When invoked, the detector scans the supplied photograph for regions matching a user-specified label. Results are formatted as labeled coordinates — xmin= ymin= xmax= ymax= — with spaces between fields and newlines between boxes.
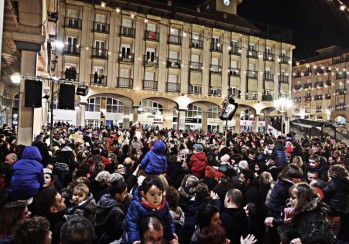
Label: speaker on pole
xmin=25 ymin=79 xmax=42 ymax=107
xmin=58 ymin=84 xmax=75 ymax=110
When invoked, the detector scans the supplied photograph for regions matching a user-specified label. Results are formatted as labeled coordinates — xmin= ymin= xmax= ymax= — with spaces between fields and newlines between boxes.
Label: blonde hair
xmin=73 ymin=183 xmax=89 ymax=195
xmin=292 ymin=156 xmax=304 ymax=168
xmin=259 ymin=171 xmax=273 ymax=185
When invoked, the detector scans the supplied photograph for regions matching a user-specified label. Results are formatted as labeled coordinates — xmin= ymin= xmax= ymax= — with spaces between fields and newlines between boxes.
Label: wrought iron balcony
xmin=264 ymin=53 xmax=274 ymax=61
xmin=208 ymin=88 xmax=222 ymax=97
xmin=303 ymin=96 xmax=312 ymax=102
xmin=304 ymin=70 xmax=312 ymax=76
xmin=294 ymin=97 xmax=302 ymax=103
xmin=188 ymin=85 xmax=202 ymax=95
xmin=93 ymin=22 xmax=109 ymax=33
xmin=166 ymin=82 xmax=180 ymax=92
xmin=325 ymin=94 xmax=331 ymax=99
xmin=229 ymin=46 xmax=241 ymax=55
xmin=120 ymin=26 xmax=135 ymax=37
xmin=294 ymin=84 xmax=301 ymax=90
xmin=262 ymin=94 xmax=273 ymax=101
xmin=63 ymin=45 xmax=80 ymax=56
xmin=116 ymin=77 xmax=133 ymax=88
xmin=279 ymin=75 xmax=289 ymax=83
xmin=143 ymin=80 xmax=158 ymax=90
xmin=279 ymin=56 xmax=289 ymax=64
xmin=210 ymin=65 xmax=222 ymax=74
xmin=64 ymin=17 xmax=82 ymax=29
xmin=335 ymin=104 xmax=346 ymax=111
xmin=167 ymin=58 xmax=181 ymax=69
xmin=325 ymin=80 xmax=332 ymax=86
xmin=143 ymin=55 xmax=158 ymax=67
xmin=246 ymin=70 xmax=257 ymax=79
xmin=118 ymin=52 xmax=134 ymax=63
xmin=210 ymin=42 xmax=222 ymax=52
xmin=245 ymin=92 xmax=257 ymax=100
xmin=189 ymin=62 xmax=202 ymax=71
xmin=61 ymin=71 xmax=79 ymax=81
xmin=90 ymin=74 xmax=107 ymax=86
xmin=229 ymin=68 xmax=240 ymax=77
xmin=264 ymin=72 xmax=274 ymax=81
xmin=190 ymin=39 xmax=203 ymax=49
xmin=314 ymin=81 xmax=324 ymax=88
xmin=336 ymin=73 xmax=347 ymax=80
xmin=336 ymin=88 xmax=346 ymax=95
xmin=247 ymin=50 xmax=258 ymax=58
xmin=294 ymin=72 xmax=302 ymax=78
xmin=92 ymin=48 xmax=108 ymax=59
xmin=145 ymin=31 xmax=160 ymax=41
xmin=314 ymin=95 xmax=323 ymax=100
xmin=168 ymin=35 xmax=182 ymax=45
xmin=303 ymin=83 xmax=312 ymax=89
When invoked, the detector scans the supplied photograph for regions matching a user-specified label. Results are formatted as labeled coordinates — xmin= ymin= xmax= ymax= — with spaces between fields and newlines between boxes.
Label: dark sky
xmin=175 ymin=0 xmax=349 ymax=60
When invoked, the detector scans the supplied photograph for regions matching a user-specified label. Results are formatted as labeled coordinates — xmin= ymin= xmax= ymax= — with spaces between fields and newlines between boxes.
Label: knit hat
xmin=185 ymin=175 xmax=199 ymax=188
xmin=43 ymin=168 xmax=52 ymax=175
xmin=220 ymin=154 xmax=230 ymax=163
xmin=193 ymin=144 xmax=204 ymax=152
xmin=95 ymin=171 xmax=111 ymax=182
xmin=110 ymin=173 xmax=125 ymax=182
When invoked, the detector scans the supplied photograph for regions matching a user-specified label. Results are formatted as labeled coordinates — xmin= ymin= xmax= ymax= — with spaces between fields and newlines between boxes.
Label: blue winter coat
xmin=124 ymin=187 xmax=175 ymax=243
xmin=268 ymin=179 xmax=294 ymax=218
xmin=8 ymin=146 xmax=44 ymax=200
xmin=140 ymin=141 xmax=167 ymax=175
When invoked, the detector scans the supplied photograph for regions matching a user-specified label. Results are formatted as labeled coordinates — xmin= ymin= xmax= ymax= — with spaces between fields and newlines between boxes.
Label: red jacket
xmin=189 ymin=152 xmax=207 ymax=178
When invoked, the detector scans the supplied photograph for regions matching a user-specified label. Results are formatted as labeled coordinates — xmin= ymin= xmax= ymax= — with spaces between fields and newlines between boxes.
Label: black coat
xmin=268 ymin=179 xmax=294 ymax=218
xmin=323 ymin=177 xmax=349 ymax=216
xmin=220 ymin=207 xmax=248 ymax=244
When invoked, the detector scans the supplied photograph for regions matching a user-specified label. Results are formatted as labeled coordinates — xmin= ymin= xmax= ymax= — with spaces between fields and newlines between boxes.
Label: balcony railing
xmin=264 ymin=72 xmax=274 ymax=81
xmin=314 ymin=95 xmax=323 ymax=100
xmin=279 ymin=56 xmax=289 ymax=64
xmin=229 ymin=68 xmax=240 ymax=76
xmin=188 ymin=85 xmax=202 ymax=94
xmin=294 ymin=72 xmax=302 ymax=78
xmin=245 ymin=92 xmax=257 ymax=100
xmin=120 ymin=26 xmax=135 ymax=37
xmin=144 ymin=55 xmax=158 ymax=67
xmin=90 ymin=75 xmax=107 ymax=86
xmin=166 ymin=82 xmax=180 ymax=92
xmin=325 ymin=94 xmax=331 ymax=99
xmin=315 ymin=69 xmax=324 ymax=75
xmin=335 ymin=104 xmax=346 ymax=111
xmin=294 ymin=97 xmax=301 ymax=103
xmin=118 ymin=52 xmax=134 ymax=63
xmin=116 ymin=77 xmax=133 ymax=88
xmin=208 ymin=88 xmax=222 ymax=96
xmin=167 ymin=58 xmax=181 ymax=69
xmin=229 ymin=46 xmax=241 ymax=55
xmin=262 ymin=94 xmax=273 ymax=101
xmin=168 ymin=35 xmax=182 ymax=45
xmin=294 ymin=84 xmax=301 ymax=90
xmin=61 ymin=71 xmax=79 ymax=81
xmin=64 ymin=17 xmax=82 ymax=29
xmin=63 ymin=45 xmax=80 ymax=56
xmin=303 ymin=83 xmax=312 ymax=89
xmin=93 ymin=22 xmax=109 ymax=33
xmin=210 ymin=65 xmax=222 ymax=74
xmin=316 ymin=108 xmax=322 ymax=113
xmin=189 ymin=62 xmax=202 ymax=71
xmin=325 ymin=80 xmax=332 ymax=86
xmin=210 ymin=43 xmax=222 ymax=52
xmin=145 ymin=31 xmax=160 ymax=41
xmin=92 ymin=48 xmax=108 ymax=59
xmin=304 ymin=70 xmax=312 ymax=76
xmin=264 ymin=53 xmax=274 ymax=61
xmin=336 ymin=73 xmax=347 ymax=80
xmin=247 ymin=50 xmax=258 ymax=58
xmin=303 ymin=96 xmax=311 ymax=102
xmin=314 ymin=81 xmax=324 ymax=87
xmin=143 ymin=80 xmax=158 ymax=90
xmin=246 ymin=70 xmax=257 ymax=79
xmin=336 ymin=88 xmax=346 ymax=95
xmin=278 ymin=75 xmax=289 ymax=83
xmin=190 ymin=39 xmax=204 ymax=49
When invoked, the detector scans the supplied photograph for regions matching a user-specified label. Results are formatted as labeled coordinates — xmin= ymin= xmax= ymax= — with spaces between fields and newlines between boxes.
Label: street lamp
xmin=273 ymin=96 xmax=293 ymax=134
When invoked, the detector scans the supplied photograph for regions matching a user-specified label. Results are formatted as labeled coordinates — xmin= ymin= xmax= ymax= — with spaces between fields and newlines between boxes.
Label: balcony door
xmin=146 ymin=48 xmax=156 ymax=62
xmin=67 ymin=36 xmax=78 ymax=53
xmin=121 ymin=44 xmax=131 ymax=58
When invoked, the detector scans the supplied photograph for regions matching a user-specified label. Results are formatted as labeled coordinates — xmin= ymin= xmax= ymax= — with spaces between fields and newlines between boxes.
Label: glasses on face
xmin=143 ymin=236 xmax=163 ymax=244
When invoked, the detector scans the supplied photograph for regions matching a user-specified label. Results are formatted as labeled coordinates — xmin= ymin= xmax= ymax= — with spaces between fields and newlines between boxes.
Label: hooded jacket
xmin=189 ymin=152 xmax=207 ymax=178
xmin=124 ymin=187 xmax=175 ymax=244
xmin=140 ymin=141 xmax=167 ymax=175
xmin=94 ymin=194 xmax=125 ymax=244
xmin=8 ymin=146 xmax=44 ymax=200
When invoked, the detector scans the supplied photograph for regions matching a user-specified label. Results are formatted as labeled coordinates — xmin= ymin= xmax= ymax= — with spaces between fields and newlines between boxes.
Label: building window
xmin=140 ymin=100 xmax=163 ymax=114
xmin=208 ymin=106 xmax=219 ymax=118
xmin=86 ymin=97 xmax=124 ymax=112
xmin=13 ymin=94 xmax=19 ymax=108
xmin=187 ymin=104 xmax=202 ymax=118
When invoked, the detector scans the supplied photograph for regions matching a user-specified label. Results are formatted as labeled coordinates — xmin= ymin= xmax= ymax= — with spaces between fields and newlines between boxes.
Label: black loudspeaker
xmin=58 ymin=84 xmax=75 ymax=110
xmin=25 ymin=79 xmax=42 ymax=107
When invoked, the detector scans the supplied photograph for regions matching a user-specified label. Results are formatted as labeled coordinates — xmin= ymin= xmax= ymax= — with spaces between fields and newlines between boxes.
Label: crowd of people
xmin=0 ymin=121 xmax=349 ymax=244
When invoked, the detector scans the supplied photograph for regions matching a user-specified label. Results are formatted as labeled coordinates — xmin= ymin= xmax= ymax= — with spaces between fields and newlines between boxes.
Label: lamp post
xmin=273 ymin=97 xmax=293 ymax=135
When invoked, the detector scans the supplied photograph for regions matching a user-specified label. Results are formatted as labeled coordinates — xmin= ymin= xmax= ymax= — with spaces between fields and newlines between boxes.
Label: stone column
xmin=133 ymin=106 xmax=139 ymax=124
xmin=202 ymin=112 xmax=208 ymax=132
xmin=18 ymin=51 xmax=38 ymax=145
xmin=163 ymin=109 xmax=173 ymax=129
xmin=285 ymin=116 xmax=290 ymax=135
xmin=79 ymin=104 xmax=86 ymax=127
xmin=234 ymin=114 xmax=240 ymax=133
xmin=122 ymin=106 xmax=130 ymax=128
xmin=254 ymin=115 xmax=259 ymax=133
xmin=177 ymin=109 xmax=186 ymax=131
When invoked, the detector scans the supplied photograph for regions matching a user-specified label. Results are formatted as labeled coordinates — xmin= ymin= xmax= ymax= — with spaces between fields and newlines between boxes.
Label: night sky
xmin=175 ymin=0 xmax=349 ymax=60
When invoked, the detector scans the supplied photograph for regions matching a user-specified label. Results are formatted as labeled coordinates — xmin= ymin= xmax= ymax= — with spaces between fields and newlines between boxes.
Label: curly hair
xmin=12 ymin=216 xmax=50 ymax=244
xmin=328 ymin=165 xmax=349 ymax=179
